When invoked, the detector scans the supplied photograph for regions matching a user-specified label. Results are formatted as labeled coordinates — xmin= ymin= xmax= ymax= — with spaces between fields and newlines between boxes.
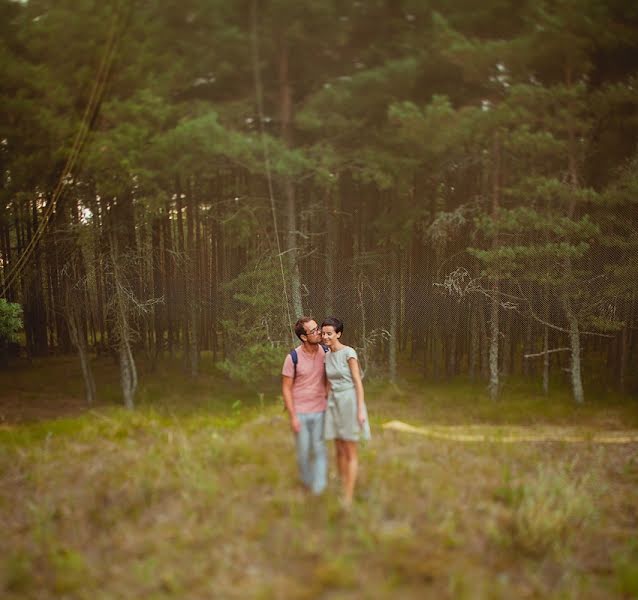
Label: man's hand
xmin=290 ymin=415 xmax=301 ymax=433
xmin=282 ymin=375 xmax=298 ymax=432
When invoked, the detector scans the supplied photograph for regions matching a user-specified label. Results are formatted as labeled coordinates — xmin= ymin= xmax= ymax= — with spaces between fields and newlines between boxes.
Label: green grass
xmin=491 ymin=461 xmax=597 ymax=556
xmin=1 ymin=357 xmax=637 ymax=598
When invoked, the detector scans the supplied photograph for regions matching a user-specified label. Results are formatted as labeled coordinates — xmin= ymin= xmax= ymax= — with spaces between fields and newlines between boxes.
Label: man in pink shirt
xmin=282 ymin=316 xmax=328 ymax=494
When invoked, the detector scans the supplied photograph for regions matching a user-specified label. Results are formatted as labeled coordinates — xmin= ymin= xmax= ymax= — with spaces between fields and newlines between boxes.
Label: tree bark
xmin=488 ymin=133 xmax=501 ymax=400
xmin=389 ymin=247 xmax=399 ymax=382
xmin=563 ymin=296 xmax=584 ymax=403
xmin=186 ymin=178 xmax=199 ymax=377
xmin=325 ymin=187 xmax=337 ymax=316
xmin=542 ymin=324 xmax=550 ymax=395
xmin=176 ymin=186 xmax=189 ymax=366
xmin=163 ymin=202 xmax=175 ymax=357
xmin=469 ymin=298 xmax=479 ymax=382
xmin=618 ymin=293 xmax=633 ymax=393
xmin=151 ymin=214 xmax=163 ymax=365
xmin=278 ymin=34 xmax=303 ymax=317
xmin=558 ymin=63 xmax=587 ymax=403
xmin=108 ymin=208 xmax=138 ymax=410
xmin=67 ymin=300 xmax=96 ymax=405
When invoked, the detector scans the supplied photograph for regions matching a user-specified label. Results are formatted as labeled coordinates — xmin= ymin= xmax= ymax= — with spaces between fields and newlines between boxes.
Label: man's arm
xmin=282 ymin=375 xmax=300 ymax=433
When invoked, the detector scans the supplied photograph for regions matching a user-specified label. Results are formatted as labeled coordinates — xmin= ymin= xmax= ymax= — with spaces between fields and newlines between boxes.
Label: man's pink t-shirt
xmin=282 ymin=345 xmax=327 ymax=414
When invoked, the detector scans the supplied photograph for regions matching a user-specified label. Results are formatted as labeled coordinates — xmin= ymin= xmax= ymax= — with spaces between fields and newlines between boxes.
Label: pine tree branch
xmin=524 ymin=347 xmax=570 ymax=359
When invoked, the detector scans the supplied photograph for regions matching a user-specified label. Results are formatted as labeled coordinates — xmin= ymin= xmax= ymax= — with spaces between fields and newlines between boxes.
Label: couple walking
xmin=281 ymin=316 xmax=371 ymax=508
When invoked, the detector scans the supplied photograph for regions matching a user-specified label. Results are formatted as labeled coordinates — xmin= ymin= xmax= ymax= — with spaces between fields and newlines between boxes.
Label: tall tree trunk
xmin=563 ymin=64 xmax=585 ymax=403
xmin=66 ymin=295 xmax=96 ymax=405
xmin=53 ymin=208 xmax=72 ymax=353
xmin=488 ymin=133 xmax=501 ymax=400
xmin=522 ymin=318 xmax=532 ymax=378
xmin=186 ymin=179 xmax=199 ymax=377
xmin=28 ymin=197 xmax=49 ymax=356
xmin=564 ymin=297 xmax=584 ymax=403
xmin=176 ymin=186 xmax=189 ymax=367
xmin=469 ymin=298 xmax=479 ymax=382
xmin=480 ymin=298 xmax=489 ymax=381
xmin=618 ymin=293 xmax=633 ymax=393
xmin=107 ymin=194 xmax=140 ymax=410
xmin=93 ymin=199 xmax=107 ymax=353
xmin=0 ymin=221 xmax=10 ymax=300
xmin=151 ymin=215 xmax=163 ymax=366
xmin=109 ymin=231 xmax=137 ymax=410
xmin=210 ymin=200 xmax=219 ymax=361
xmin=446 ymin=304 xmax=460 ymax=379
xmin=408 ymin=221 xmax=421 ymax=361
xmin=163 ymin=203 xmax=175 ymax=357
xmin=278 ymin=35 xmax=303 ymax=317
xmin=63 ymin=207 xmax=96 ymax=402
xmin=502 ymin=305 xmax=512 ymax=377
xmin=388 ymin=247 xmax=399 ymax=382
xmin=325 ymin=187 xmax=337 ymax=316
xmin=488 ymin=287 xmax=499 ymax=400
xmin=542 ymin=292 xmax=551 ymax=395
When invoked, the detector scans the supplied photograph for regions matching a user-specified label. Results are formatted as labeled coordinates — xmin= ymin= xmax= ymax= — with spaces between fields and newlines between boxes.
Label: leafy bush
xmin=0 ymin=299 xmax=22 ymax=367
xmin=217 ymin=256 xmax=294 ymax=386
xmin=0 ymin=298 xmax=22 ymax=343
xmin=614 ymin=541 xmax=638 ymax=597
xmin=217 ymin=343 xmax=284 ymax=388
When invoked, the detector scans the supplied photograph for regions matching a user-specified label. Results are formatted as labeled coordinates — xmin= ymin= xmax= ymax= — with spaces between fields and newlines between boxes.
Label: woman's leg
xmin=342 ymin=441 xmax=358 ymax=507
xmin=335 ymin=440 xmax=348 ymax=488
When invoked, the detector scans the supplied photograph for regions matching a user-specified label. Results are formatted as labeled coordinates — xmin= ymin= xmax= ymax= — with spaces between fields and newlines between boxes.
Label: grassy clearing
xmin=1 ymin=358 xmax=637 ymax=598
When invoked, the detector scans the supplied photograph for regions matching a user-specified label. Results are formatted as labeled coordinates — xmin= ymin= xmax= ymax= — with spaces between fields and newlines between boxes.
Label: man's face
xmin=302 ymin=320 xmax=321 ymax=344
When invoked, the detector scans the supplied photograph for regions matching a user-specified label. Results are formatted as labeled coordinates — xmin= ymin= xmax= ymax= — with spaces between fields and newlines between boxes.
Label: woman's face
xmin=321 ymin=325 xmax=340 ymax=347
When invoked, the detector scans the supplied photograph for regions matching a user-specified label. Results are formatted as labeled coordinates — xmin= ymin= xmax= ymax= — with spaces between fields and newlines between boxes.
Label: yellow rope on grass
xmin=382 ymin=420 xmax=638 ymax=444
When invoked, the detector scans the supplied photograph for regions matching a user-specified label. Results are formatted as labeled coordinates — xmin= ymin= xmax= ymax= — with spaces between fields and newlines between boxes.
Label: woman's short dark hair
xmin=321 ymin=316 xmax=343 ymax=334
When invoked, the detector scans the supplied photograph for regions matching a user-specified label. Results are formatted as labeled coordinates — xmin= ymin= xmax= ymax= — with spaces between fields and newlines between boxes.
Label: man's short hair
xmin=294 ymin=316 xmax=315 ymax=341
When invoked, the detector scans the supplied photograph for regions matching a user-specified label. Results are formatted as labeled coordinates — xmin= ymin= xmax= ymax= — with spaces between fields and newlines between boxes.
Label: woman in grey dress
xmin=321 ymin=316 xmax=371 ymax=508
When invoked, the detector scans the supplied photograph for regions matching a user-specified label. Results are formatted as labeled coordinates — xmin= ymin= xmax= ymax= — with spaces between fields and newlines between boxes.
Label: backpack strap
xmin=290 ymin=345 xmax=328 ymax=380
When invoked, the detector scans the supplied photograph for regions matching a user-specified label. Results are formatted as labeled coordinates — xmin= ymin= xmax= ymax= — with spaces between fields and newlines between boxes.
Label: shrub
xmin=0 ymin=299 xmax=22 ymax=367
xmin=217 ymin=343 xmax=284 ymax=387
xmin=614 ymin=541 xmax=638 ymax=597
xmin=217 ymin=256 xmax=294 ymax=387
xmin=0 ymin=298 xmax=22 ymax=343
xmin=495 ymin=462 xmax=596 ymax=555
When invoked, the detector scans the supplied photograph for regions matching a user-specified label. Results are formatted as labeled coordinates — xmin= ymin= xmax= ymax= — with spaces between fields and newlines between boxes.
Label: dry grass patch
xmin=490 ymin=459 xmax=598 ymax=556
xmin=1 ymin=376 xmax=638 ymax=599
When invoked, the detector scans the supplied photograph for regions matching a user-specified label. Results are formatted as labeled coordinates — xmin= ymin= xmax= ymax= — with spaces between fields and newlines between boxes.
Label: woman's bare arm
xmin=348 ymin=356 xmax=366 ymax=426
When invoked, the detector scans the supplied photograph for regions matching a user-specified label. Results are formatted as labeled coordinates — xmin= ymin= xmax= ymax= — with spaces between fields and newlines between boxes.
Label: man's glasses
xmin=304 ymin=326 xmax=320 ymax=335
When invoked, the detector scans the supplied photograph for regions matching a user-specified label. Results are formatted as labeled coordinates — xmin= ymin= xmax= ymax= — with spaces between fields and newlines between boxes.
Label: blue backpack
xmin=290 ymin=344 xmax=329 ymax=379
